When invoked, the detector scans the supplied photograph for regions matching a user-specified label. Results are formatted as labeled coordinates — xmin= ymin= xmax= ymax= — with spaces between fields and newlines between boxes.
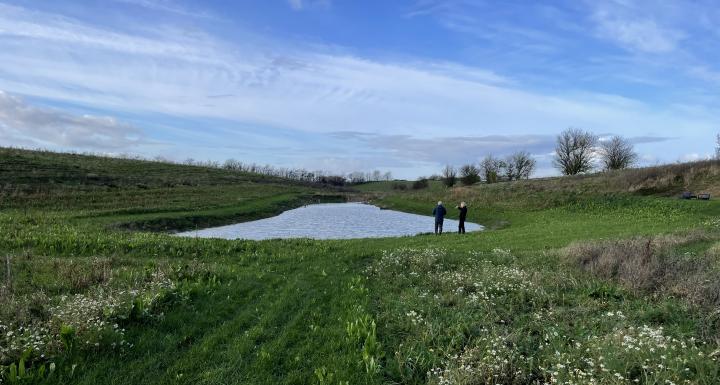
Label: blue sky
xmin=1 ymin=0 xmax=719 ymax=178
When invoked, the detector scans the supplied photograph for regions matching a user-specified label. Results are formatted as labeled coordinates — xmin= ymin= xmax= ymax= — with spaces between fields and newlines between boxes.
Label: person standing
xmin=432 ymin=201 xmax=447 ymax=235
xmin=456 ymin=202 xmax=467 ymax=234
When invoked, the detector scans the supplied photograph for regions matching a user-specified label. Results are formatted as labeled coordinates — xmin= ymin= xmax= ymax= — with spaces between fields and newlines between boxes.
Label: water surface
xmin=175 ymin=203 xmax=482 ymax=240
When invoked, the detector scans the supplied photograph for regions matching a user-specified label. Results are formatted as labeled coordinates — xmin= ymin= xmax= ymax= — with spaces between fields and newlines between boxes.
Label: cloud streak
xmin=287 ymin=0 xmax=331 ymax=11
xmin=590 ymin=2 xmax=685 ymax=53
xmin=330 ymin=132 xmax=555 ymax=164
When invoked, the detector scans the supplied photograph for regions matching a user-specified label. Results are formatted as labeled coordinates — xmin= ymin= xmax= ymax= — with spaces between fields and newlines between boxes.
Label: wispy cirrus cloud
xmin=589 ymin=2 xmax=685 ymax=54
xmin=287 ymin=0 xmax=331 ymax=11
xmin=405 ymin=0 xmax=572 ymax=52
xmin=112 ymin=0 xmax=214 ymax=18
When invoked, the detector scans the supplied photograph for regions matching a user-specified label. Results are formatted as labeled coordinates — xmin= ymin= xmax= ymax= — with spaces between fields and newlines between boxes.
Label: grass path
xmin=50 ymin=244 xmax=374 ymax=385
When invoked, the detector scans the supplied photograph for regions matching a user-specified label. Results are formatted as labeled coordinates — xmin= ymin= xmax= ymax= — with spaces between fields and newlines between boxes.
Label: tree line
xmin=184 ymin=158 xmax=391 ymax=186
xmin=439 ymin=151 xmax=537 ymax=187
xmin=552 ymin=128 xmax=637 ymax=175
xmin=436 ymin=128 xmax=646 ymax=187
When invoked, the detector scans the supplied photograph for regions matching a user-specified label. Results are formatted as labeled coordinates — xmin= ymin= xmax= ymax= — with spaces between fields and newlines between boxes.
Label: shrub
xmin=459 ymin=164 xmax=480 ymax=186
xmin=412 ymin=179 xmax=429 ymax=190
xmin=392 ymin=182 xmax=407 ymax=190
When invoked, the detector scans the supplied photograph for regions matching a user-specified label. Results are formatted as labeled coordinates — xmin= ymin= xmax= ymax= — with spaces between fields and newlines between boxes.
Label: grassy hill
xmin=0 ymin=148 xmax=343 ymax=230
xmin=2 ymin=148 xmax=720 ymax=384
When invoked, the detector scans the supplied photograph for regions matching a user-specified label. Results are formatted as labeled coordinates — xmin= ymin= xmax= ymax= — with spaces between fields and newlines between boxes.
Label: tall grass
xmin=562 ymin=232 xmax=720 ymax=310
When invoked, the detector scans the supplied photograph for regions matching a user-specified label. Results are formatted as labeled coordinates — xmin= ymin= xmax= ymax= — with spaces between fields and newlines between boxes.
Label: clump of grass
xmin=55 ymin=257 xmax=113 ymax=293
xmin=562 ymin=232 xmax=720 ymax=309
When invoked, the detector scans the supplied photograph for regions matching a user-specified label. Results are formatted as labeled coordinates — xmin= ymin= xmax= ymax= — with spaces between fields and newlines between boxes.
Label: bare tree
xmin=480 ymin=155 xmax=502 ymax=183
xmin=442 ymin=165 xmax=457 ymax=187
xmin=506 ymin=151 xmax=536 ymax=180
xmin=599 ymin=136 xmax=637 ymax=170
xmin=459 ymin=164 xmax=481 ymax=185
xmin=716 ymin=133 xmax=720 ymax=160
xmin=383 ymin=171 xmax=393 ymax=181
xmin=223 ymin=158 xmax=242 ymax=170
xmin=348 ymin=171 xmax=366 ymax=184
xmin=554 ymin=128 xmax=597 ymax=175
xmin=372 ymin=170 xmax=382 ymax=181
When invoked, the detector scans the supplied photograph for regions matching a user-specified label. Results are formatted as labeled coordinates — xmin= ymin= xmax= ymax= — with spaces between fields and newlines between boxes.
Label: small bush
xmin=412 ymin=179 xmax=429 ymax=190
xmin=392 ymin=182 xmax=407 ymax=191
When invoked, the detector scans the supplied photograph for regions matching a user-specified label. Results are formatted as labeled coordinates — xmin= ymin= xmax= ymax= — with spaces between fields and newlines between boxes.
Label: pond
xmin=175 ymin=203 xmax=483 ymax=240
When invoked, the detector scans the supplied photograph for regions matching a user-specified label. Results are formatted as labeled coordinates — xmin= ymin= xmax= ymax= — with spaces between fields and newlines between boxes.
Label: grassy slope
xmin=2 ymin=149 xmax=720 ymax=384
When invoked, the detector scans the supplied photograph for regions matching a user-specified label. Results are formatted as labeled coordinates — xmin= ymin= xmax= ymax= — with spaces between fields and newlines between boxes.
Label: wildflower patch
xmin=367 ymin=247 xmax=720 ymax=385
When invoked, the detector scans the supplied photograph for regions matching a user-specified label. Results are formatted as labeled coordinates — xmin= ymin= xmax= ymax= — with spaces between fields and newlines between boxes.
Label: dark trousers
xmin=435 ymin=220 xmax=443 ymax=234
xmin=458 ymin=220 xmax=465 ymax=234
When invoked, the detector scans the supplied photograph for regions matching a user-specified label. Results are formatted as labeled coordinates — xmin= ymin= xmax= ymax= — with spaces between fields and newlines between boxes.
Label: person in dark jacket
xmin=456 ymin=202 xmax=467 ymax=234
xmin=432 ymin=201 xmax=447 ymax=235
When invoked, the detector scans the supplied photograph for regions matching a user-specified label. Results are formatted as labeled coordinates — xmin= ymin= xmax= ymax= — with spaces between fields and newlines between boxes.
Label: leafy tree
xmin=599 ymin=136 xmax=637 ymax=170
xmin=554 ymin=128 xmax=597 ymax=175
xmin=459 ymin=164 xmax=481 ymax=185
xmin=442 ymin=165 xmax=457 ymax=187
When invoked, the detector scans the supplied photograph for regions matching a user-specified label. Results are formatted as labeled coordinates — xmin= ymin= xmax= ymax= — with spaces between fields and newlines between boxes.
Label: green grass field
xmin=2 ymin=148 xmax=720 ymax=384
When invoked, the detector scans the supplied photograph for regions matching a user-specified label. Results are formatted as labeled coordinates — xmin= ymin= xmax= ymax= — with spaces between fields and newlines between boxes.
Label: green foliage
xmin=411 ymin=179 xmax=428 ymax=190
xmin=459 ymin=164 xmax=481 ymax=186
xmin=59 ymin=325 xmax=76 ymax=354
xmin=3 ymin=357 xmax=56 ymax=384
xmin=3 ymin=148 xmax=720 ymax=384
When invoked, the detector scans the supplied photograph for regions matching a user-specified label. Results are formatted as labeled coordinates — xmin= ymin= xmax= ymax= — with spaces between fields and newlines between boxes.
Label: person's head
xmin=460 ymin=202 xmax=466 ymax=208
xmin=437 ymin=201 xmax=443 ymax=206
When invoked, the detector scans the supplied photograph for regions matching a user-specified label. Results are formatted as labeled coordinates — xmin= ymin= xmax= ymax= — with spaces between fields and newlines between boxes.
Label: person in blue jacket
xmin=432 ymin=201 xmax=447 ymax=235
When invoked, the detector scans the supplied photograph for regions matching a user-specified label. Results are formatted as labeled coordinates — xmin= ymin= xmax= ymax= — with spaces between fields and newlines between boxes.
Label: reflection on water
xmin=175 ymin=203 xmax=483 ymax=240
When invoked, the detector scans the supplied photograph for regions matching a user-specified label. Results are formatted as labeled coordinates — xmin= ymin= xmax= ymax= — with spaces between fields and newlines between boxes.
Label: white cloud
xmin=288 ymin=0 xmax=303 ymax=10
xmin=688 ymin=66 xmax=720 ymax=84
xmin=330 ymin=132 xmax=554 ymax=164
xmin=287 ymin=0 xmax=330 ymax=11
xmin=0 ymin=2 xmax=718 ymax=177
xmin=679 ymin=152 xmax=712 ymax=162
xmin=590 ymin=2 xmax=685 ymax=53
xmin=0 ymin=91 xmax=144 ymax=150
xmin=112 ymin=0 xmax=214 ymax=18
